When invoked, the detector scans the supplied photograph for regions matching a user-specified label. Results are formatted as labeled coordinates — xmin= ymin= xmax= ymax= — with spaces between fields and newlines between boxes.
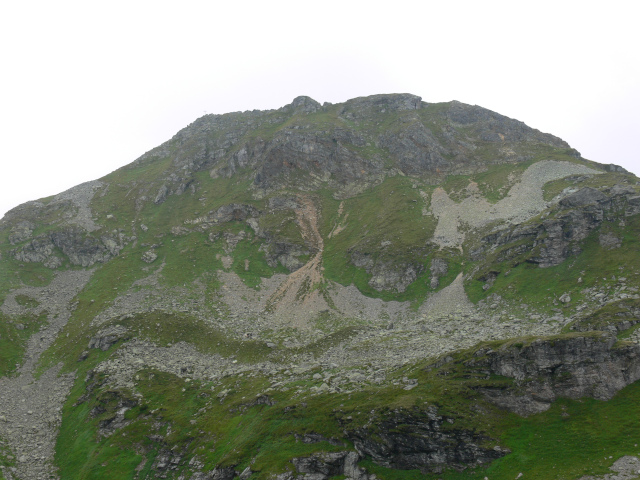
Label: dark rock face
xmin=530 ymin=207 xmax=603 ymax=267
xmin=265 ymin=241 xmax=307 ymax=272
xmin=474 ymin=184 xmax=639 ymax=269
xmin=379 ymin=122 xmax=450 ymax=175
xmin=559 ymin=187 xmax=609 ymax=208
xmin=252 ymin=130 xmax=377 ymax=190
xmin=467 ymin=334 xmax=640 ymax=416
xmin=345 ymin=408 xmax=504 ymax=473
xmin=12 ymin=227 xmax=125 ymax=268
xmin=445 ymin=101 xmax=568 ymax=147
xmin=88 ymin=326 xmax=128 ymax=351
xmin=292 ymin=451 xmax=365 ymax=479
xmin=338 ymin=93 xmax=424 ymax=119
xmin=128 ymin=93 xmax=575 ymax=200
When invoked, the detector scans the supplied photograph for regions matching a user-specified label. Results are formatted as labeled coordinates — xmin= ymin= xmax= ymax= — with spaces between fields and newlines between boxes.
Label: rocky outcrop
xmin=210 ymin=204 xmax=259 ymax=223
xmin=8 ymin=221 xmax=35 ymax=245
xmin=291 ymin=451 xmax=369 ymax=480
xmin=119 ymin=93 xmax=584 ymax=200
xmin=465 ymin=334 xmax=640 ymax=416
xmin=344 ymin=407 xmax=504 ymax=473
xmin=430 ymin=258 xmax=448 ymax=289
xmin=88 ymin=325 xmax=129 ymax=351
xmin=338 ymin=93 xmax=424 ymax=119
xmin=12 ymin=227 xmax=126 ymax=268
xmin=474 ymin=183 xmax=639 ymax=269
xmin=351 ymin=252 xmax=423 ymax=293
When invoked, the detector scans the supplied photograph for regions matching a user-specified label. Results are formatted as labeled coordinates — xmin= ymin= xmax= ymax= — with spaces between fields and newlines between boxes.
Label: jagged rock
xmin=154 ymin=185 xmax=169 ymax=204
xmin=559 ymin=187 xmax=609 ymax=208
xmin=88 ymin=325 xmax=129 ymax=351
xmin=294 ymin=433 xmax=343 ymax=446
xmin=9 ymin=220 xmax=35 ymax=244
xmin=286 ymin=95 xmax=322 ymax=114
xmin=211 ymin=466 xmax=236 ymax=480
xmin=351 ymin=252 xmax=422 ymax=292
xmin=292 ymin=451 xmax=370 ymax=480
xmin=210 ymin=204 xmax=259 ymax=223
xmin=600 ymin=232 xmax=622 ymax=249
xmin=141 ymin=251 xmax=158 ymax=263
xmin=430 ymin=258 xmax=448 ymax=289
xmin=468 ymin=334 xmax=640 ymax=415
xmin=268 ymin=196 xmax=301 ymax=210
xmin=345 ymin=407 xmax=503 ymax=472
xmin=13 ymin=235 xmax=56 ymax=263
xmin=265 ymin=241 xmax=307 ymax=272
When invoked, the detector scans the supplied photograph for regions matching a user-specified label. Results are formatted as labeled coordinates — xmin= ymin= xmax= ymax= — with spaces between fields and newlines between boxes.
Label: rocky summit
xmin=1 ymin=93 xmax=639 ymax=480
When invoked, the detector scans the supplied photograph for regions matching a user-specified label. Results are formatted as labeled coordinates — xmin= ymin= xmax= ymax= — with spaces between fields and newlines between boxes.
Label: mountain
xmin=1 ymin=93 xmax=639 ymax=480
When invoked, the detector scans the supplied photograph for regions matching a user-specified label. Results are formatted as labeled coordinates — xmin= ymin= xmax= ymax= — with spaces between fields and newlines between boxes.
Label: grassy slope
xmin=0 ymin=311 xmax=46 ymax=376
xmin=2 ymin=101 xmax=639 ymax=478
xmin=53 ymin=331 xmax=640 ymax=479
xmin=364 ymin=381 xmax=640 ymax=480
xmin=466 ymin=213 xmax=640 ymax=316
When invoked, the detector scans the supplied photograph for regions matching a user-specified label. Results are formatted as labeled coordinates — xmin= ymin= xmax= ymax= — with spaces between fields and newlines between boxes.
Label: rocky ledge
xmin=462 ymin=333 xmax=640 ymax=415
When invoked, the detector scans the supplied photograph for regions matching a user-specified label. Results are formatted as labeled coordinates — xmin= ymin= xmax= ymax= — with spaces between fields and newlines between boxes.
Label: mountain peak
xmin=1 ymin=93 xmax=639 ymax=479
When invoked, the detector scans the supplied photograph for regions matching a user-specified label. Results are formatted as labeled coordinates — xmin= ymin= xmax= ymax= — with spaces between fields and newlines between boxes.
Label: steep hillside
xmin=0 ymin=94 xmax=639 ymax=480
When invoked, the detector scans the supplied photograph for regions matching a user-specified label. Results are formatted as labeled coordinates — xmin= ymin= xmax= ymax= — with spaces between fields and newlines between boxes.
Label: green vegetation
xmin=0 ymin=434 xmax=15 ymax=476
xmin=320 ymin=177 xmax=440 ymax=302
xmin=14 ymin=293 xmax=39 ymax=308
xmin=0 ymin=256 xmax=54 ymax=305
xmin=53 ymin=328 xmax=640 ymax=480
xmin=412 ymin=381 xmax=640 ymax=480
xmin=0 ymin=311 xmax=46 ymax=376
xmin=467 ymin=211 xmax=640 ymax=316
xmin=564 ymin=298 xmax=640 ymax=334
xmin=543 ymin=171 xmax=637 ymax=201
xmin=2 ymin=95 xmax=640 ymax=479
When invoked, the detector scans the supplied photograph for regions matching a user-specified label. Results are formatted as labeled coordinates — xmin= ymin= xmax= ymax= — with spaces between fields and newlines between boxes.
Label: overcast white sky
xmin=1 ymin=1 xmax=638 ymax=219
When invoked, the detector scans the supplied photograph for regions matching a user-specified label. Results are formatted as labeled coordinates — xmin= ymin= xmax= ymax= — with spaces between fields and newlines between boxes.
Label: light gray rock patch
xmin=52 ymin=180 xmax=103 ymax=232
xmin=431 ymin=160 xmax=601 ymax=248
xmin=0 ymin=269 xmax=94 ymax=480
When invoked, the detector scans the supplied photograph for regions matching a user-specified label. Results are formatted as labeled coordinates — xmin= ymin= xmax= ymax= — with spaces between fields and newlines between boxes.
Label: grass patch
xmin=319 ymin=177 xmax=438 ymax=302
xmin=420 ymin=381 xmax=640 ymax=480
xmin=467 ymin=213 xmax=640 ymax=316
xmin=543 ymin=171 xmax=637 ymax=201
xmin=0 ymin=311 xmax=47 ymax=376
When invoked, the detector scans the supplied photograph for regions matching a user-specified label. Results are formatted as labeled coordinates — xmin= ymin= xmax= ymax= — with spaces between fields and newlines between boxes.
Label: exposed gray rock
xmin=12 ymin=227 xmax=125 ymax=268
xmin=600 ymin=232 xmax=622 ymax=249
xmin=8 ymin=220 xmax=35 ymax=245
xmin=141 ymin=251 xmax=158 ymax=263
xmin=285 ymin=96 xmax=322 ymax=114
xmin=154 ymin=184 xmax=169 ymax=205
xmin=559 ymin=187 xmax=609 ymax=208
xmin=345 ymin=407 xmax=504 ymax=472
xmin=292 ymin=451 xmax=370 ymax=480
xmin=467 ymin=334 xmax=640 ymax=415
xmin=88 ymin=325 xmax=129 ymax=351
xmin=430 ymin=258 xmax=448 ymax=289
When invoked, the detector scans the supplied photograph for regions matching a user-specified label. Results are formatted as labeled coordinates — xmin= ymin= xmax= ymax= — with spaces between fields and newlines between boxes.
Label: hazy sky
xmin=1 ymin=1 xmax=638 ymax=218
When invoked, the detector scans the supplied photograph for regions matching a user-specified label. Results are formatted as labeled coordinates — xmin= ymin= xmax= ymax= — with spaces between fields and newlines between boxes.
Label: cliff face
xmin=463 ymin=334 xmax=640 ymax=416
xmin=1 ymin=94 xmax=640 ymax=480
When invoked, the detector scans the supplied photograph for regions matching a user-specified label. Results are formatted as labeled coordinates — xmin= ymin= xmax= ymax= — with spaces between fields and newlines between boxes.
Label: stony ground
xmin=580 ymin=456 xmax=640 ymax=480
xmin=430 ymin=161 xmax=601 ymax=248
xmin=0 ymin=159 xmax=637 ymax=479
xmin=0 ymin=270 xmax=93 ymax=480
